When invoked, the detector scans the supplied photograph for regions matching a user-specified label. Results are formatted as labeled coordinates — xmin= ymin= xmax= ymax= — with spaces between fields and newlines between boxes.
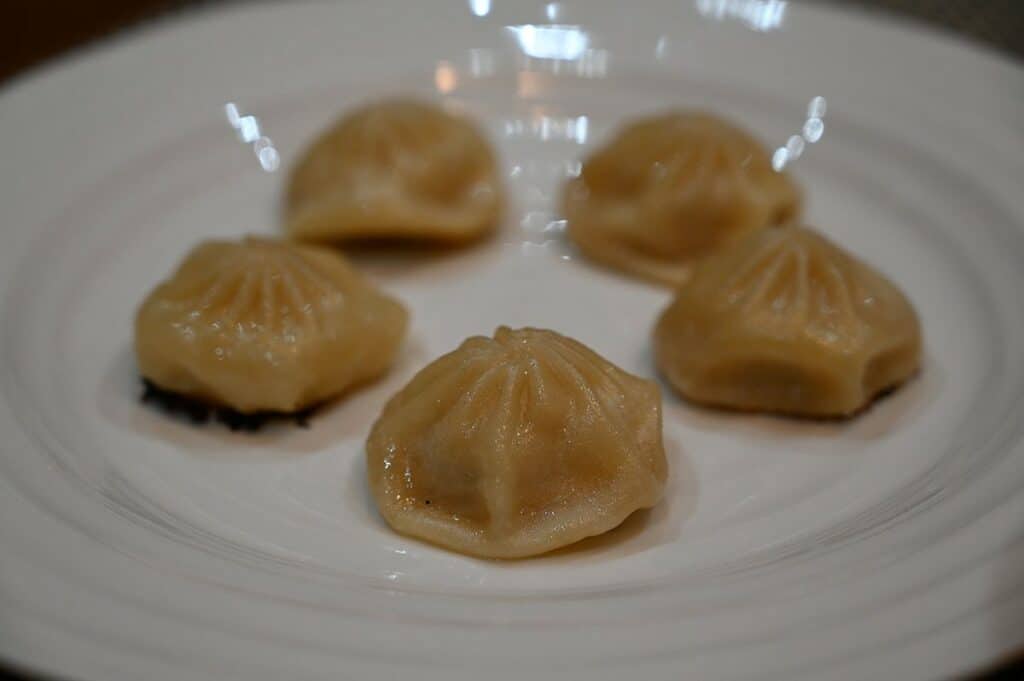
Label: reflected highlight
xmin=467 ymin=0 xmax=490 ymax=17
xmin=501 ymin=113 xmax=590 ymax=144
xmin=506 ymin=24 xmax=589 ymax=60
xmin=696 ymin=0 xmax=787 ymax=32
xmin=224 ymin=102 xmax=279 ymax=172
xmin=434 ymin=61 xmax=458 ymax=94
xmin=773 ymin=95 xmax=827 ymax=171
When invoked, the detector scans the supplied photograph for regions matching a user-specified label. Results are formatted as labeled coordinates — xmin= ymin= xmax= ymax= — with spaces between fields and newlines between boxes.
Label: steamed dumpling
xmin=135 ymin=237 xmax=408 ymax=414
xmin=367 ymin=327 xmax=668 ymax=558
xmin=563 ymin=112 xmax=801 ymax=286
xmin=654 ymin=225 xmax=922 ymax=417
xmin=286 ymin=98 xmax=503 ymax=244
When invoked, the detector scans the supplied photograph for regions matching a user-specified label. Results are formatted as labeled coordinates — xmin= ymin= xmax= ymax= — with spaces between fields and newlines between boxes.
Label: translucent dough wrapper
xmin=286 ymin=99 xmax=503 ymax=244
xmin=367 ymin=327 xmax=668 ymax=558
xmin=135 ymin=237 xmax=408 ymax=413
xmin=654 ymin=225 xmax=922 ymax=417
xmin=564 ymin=112 xmax=801 ymax=286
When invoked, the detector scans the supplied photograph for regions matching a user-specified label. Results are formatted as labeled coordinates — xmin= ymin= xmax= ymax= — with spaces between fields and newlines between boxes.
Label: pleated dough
xmin=563 ymin=112 xmax=801 ymax=286
xmin=367 ymin=327 xmax=668 ymax=558
xmin=654 ymin=225 xmax=921 ymax=417
xmin=135 ymin=237 xmax=408 ymax=413
xmin=286 ymin=98 xmax=503 ymax=244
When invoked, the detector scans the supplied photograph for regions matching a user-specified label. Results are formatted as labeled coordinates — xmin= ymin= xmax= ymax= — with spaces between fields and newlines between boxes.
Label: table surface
xmin=0 ymin=1 xmax=1021 ymax=680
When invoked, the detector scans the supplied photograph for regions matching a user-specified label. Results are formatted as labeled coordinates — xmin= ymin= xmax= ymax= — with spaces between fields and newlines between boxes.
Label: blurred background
xmin=0 ymin=0 xmax=1021 ymax=680
xmin=1 ymin=0 xmax=1022 ymax=84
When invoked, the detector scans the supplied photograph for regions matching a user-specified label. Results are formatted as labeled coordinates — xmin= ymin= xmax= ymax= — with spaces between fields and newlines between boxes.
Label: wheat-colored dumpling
xmin=563 ymin=112 xmax=801 ymax=286
xmin=286 ymin=98 xmax=503 ymax=244
xmin=367 ymin=327 xmax=668 ymax=558
xmin=654 ymin=226 xmax=922 ymax=417
xmin=135 ymin=237 xmax=408 ymax=413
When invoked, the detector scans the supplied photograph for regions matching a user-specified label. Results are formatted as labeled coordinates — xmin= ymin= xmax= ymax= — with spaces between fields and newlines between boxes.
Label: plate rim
xmin=1 ymin=1 xmax=1023 ymax=681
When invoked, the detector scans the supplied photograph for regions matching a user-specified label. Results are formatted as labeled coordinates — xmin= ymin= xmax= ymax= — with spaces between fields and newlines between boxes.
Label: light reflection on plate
xmin=224 ymin=102 xmax=280 ymax=172
xmin=695 ymin=0 xmax=788 ymax=31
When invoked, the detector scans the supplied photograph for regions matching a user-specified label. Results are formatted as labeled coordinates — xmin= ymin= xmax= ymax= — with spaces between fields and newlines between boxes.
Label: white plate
xmin=2 ymin=1 xmax=1023 ymax=680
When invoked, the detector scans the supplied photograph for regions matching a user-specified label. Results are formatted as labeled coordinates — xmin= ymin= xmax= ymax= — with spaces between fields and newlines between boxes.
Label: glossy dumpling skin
xmin=135 ymin=237 xmax=408 ymax=413
xmin=563 ymin=112 xmax=801 ymax=286
xmin=654 ymin=226 xmax=922 ymax=417
xmin=367 ymin=327 xmax=668 ymax=558
xmin=286 ymin=98 xmax=503 ymax=244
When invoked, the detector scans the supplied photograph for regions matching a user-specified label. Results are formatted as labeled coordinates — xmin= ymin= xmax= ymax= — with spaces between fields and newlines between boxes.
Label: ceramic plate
xmin=2 ymin=1 xmax=1023 ymax=679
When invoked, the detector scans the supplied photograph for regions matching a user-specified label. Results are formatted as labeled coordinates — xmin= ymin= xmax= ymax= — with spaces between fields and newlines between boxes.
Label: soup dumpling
xmin=563 ymin=112 xmax=801 ymax=286
xmin=286 ymin=98 xmax=503 ymax=244
xmin=367 ymin=327 xmax=668 ymax=558
xmin=654 ymin=225 xmax=921 ymax=417
xmin=135 ymin=237 xmax=408 ymax=414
